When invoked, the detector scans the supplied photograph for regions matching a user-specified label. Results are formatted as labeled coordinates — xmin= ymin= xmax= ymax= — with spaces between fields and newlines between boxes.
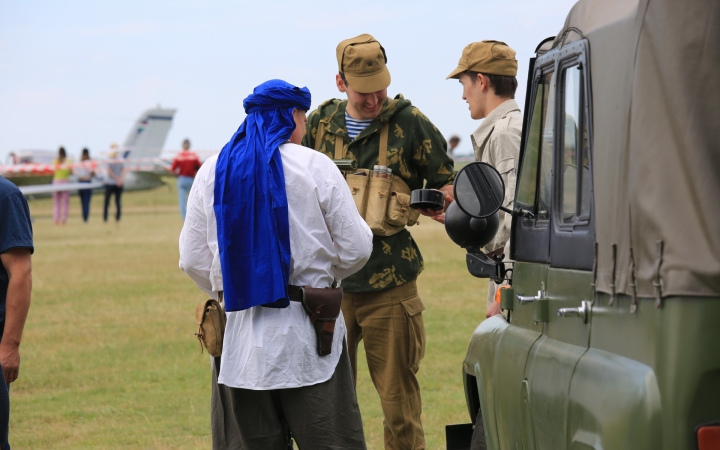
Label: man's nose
xmin=366 ymin=93 xmax=378 ymax=105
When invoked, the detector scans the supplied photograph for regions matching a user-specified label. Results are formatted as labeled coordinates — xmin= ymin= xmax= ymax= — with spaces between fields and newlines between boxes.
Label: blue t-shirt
xmin=0 ymin=177 xmax=34 ymax=324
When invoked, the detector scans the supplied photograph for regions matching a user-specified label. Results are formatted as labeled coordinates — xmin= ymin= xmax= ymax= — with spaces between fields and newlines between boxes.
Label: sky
xmin=0 ymin=0 xmax=577 ymax=161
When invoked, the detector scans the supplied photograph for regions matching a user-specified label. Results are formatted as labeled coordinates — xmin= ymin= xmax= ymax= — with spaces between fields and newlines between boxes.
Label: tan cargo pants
xmin=343 ymin=279 xmax=427 ymax=450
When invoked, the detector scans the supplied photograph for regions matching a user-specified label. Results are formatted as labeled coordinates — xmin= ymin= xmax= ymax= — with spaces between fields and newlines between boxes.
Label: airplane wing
xmin=18 ymin=181 xmax=105 ymax=196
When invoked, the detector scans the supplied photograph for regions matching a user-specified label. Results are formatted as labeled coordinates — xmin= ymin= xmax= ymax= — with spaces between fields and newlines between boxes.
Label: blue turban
xmin=214 ymin=79 xmax=312 ymax=312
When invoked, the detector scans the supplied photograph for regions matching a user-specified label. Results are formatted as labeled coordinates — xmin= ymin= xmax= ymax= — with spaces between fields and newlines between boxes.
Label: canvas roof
xmin=557 ymin=0 xmax=720 ymax=298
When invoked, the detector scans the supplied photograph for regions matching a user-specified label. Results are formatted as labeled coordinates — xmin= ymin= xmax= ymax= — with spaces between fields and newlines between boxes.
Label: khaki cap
xmin=336 ymin=34 xmax=391 ymax=93
xmin=447 ymin=40 xmax=518 ymax=79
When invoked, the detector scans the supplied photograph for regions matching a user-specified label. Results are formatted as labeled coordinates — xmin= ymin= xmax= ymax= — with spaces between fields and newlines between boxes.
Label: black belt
xmin=288 ymin=285 xmax=304 ymax=302
xmin=220 ymin=288 xmax=305 ymax=303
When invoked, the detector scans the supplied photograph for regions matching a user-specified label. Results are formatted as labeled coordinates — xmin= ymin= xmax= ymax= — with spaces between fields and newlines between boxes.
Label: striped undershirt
xmin=345 ymin=112 xmax=373 ymax=140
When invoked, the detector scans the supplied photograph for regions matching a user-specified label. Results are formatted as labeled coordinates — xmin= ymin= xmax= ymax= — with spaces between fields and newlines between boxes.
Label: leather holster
xmin=299 ymin=287 xmax=343 ymax=356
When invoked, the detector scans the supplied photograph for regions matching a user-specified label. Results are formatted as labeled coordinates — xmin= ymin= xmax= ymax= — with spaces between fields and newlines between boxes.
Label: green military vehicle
xmin=443 ymin=0 xmax=720 ymax=449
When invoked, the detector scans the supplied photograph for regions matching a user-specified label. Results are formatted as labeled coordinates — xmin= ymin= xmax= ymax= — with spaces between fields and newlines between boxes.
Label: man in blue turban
xmin=180 ymin=79 xmax=373 ymax=449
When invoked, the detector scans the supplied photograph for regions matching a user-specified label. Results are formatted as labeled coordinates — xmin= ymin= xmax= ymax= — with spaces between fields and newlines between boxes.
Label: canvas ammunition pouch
xmin=194 ymin=296 xmax=226 ymax=358
xmin=289 ymin=285 xmax=342 ymax=356
xmin=316 ymin=121 xmax=420 ymax=237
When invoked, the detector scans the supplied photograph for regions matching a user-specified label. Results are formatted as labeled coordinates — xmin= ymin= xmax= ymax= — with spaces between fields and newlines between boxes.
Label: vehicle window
xmin=560 ymin=65 xmax=591 ymax=224
xmin=516 ymin=71 xmax=554 ymax=215
xmin=578 ymin=92 xmax=591 ymax=219
xmin=537 ymin=72 xmax=555 ymax=220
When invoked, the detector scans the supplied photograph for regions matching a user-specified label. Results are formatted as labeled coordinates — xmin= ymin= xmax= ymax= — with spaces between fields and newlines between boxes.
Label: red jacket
xmin=171 ymin=151 xmax=202 ymax=177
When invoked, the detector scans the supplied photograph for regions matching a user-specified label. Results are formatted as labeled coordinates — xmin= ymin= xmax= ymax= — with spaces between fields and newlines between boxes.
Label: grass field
xmin=12 ymin=180 xmax=489 ymax=449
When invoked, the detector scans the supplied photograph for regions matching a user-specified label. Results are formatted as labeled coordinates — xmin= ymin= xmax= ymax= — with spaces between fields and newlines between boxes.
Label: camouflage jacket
xmin=302 ymin=94 xmax=455 ymax=293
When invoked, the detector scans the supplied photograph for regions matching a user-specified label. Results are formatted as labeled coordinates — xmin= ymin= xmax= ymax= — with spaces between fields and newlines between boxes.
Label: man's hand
xmin=416 ymin=185 xmax=454 ymax=224
xmin=486 ymin=301 xmax=501 ymax=318
xmin=0 ymin=248 xmax=32 ymax=384
xmin=0 ymin=342 xmax=20 ymax=384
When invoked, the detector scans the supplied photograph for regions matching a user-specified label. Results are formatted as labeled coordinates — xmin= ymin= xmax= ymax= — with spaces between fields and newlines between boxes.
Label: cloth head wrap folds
xmin=214 ymin=79 xmax=311 ymax=312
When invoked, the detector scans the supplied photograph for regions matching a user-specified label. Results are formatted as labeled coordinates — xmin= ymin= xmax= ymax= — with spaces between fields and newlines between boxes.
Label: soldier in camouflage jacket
xmin=303 ymin=94 xmax=455 ymax=292
xmin=302 ymin=34 xmax=455 ymax=450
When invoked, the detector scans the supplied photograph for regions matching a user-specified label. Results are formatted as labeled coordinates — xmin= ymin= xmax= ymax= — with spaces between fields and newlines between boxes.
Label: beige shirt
xmin=471 ymin=99 xmax=522 ymax=254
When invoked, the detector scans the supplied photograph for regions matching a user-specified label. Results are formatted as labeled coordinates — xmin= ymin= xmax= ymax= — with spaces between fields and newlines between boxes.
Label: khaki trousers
xmin=486 ymin=279 xmax=499 ymax=310
xmin=343 ymin=280 xmax=427 ymax=450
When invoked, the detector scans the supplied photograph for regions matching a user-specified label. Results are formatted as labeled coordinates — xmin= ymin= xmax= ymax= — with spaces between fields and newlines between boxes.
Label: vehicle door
xmin=490 ymin=43 xmax=557 ymax=449
xmin=521 ymin=39 xmax=596 ymax=450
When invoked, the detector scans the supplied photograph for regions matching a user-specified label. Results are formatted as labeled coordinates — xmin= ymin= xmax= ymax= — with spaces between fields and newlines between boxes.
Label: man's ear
xmin=477 ymin=73 xmax=491 ymax=93
xmin=336 ymin=74 xmax=347 ymax=93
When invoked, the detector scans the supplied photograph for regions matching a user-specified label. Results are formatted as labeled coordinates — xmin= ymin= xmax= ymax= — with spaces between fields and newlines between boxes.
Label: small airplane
xmin=1 ymin=107 xmax=179 ymax=197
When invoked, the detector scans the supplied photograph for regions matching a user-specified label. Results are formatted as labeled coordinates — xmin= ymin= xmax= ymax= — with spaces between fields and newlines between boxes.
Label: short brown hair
xmin=467 ymin=71 xmax=518 ymax=99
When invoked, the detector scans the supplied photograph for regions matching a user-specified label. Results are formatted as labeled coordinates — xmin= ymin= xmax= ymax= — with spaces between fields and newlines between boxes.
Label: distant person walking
xmin=76 ymin=148 xmax=95 ymax=223
xmin=103 ymin=145 xmax=126 ymax=223
xmin=170 ymin=139 xmax=201 ymax=220
xmin=0 ymin=176 xmax=33 ymax=450
xmin=52 ymin=146 xmax=72 ymax=225
xmin=448 ymin=135 xmax=461 ymax=154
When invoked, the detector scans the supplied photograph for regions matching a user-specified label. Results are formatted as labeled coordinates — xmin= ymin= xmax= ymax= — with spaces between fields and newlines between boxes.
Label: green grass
xmin=12 ymin=179 xmax=488 ymax=449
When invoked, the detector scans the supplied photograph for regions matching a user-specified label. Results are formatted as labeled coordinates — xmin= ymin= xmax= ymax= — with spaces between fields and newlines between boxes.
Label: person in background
xmin=170 ymin=139 xmax=201 ymax=220
xmin=52 ymin=147 xmax=72 ymax=225
xmin=75 ymin=148 xmax=95 ymax=223
xmin=0 ymin=175 xmax=33 ymax=450
xmin=103 ymin=145 xmax=126 ymax=223
xmin=448 ymin=135 xmax=461 ymax=154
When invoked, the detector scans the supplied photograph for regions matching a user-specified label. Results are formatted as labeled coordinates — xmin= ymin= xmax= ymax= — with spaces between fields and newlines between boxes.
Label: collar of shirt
xmin=344 ymin=112 xmax=373 ymax=140
xmin=471 ymin=99 xmax=521 ymax=160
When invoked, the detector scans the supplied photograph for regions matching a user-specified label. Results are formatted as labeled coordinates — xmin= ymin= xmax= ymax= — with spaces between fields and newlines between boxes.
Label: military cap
xmin=336 ymin=34 xmax=391 ymax=93
xmin=447 ymin=40 xmax=518 ymax=79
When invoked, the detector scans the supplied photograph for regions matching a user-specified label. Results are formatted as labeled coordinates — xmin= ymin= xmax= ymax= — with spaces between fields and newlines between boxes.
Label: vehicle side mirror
xmin=446 ymin=162 xmax=507 ymax=249
xmin=444 ymin=202 xmax=499 ymax=249
xmin=454 ymin=162 xmax=506 ymax=218
xmin=446 ymin=162 xmax=508 ymax=284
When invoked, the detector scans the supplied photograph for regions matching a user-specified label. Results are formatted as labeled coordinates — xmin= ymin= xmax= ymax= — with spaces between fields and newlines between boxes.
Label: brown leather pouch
xmin=194 ymin=298 xmax=226 ymax=358
xmin=300 ymin=287 xmax=343 ymax=356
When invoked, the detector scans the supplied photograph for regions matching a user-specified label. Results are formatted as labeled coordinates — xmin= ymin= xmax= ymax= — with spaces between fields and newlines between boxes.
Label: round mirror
xmin=453 ymin=162 xmax=505 ymax=218
xmin=444 ymin=202 xmax=499 ymax=249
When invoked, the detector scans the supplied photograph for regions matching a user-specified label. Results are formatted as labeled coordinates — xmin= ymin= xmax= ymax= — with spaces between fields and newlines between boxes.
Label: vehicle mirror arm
xmin=499 ymin=206 xmax=513 ymax=215
xmin=493 ymin=261 xmax=507 ymax=285
xmin=501 ymin=267 xmax=513 ymax=285
xmin=464 ymin=248 xmax=506 ymax=284
xmin=490 ymin=253 xmax=508 ymax=285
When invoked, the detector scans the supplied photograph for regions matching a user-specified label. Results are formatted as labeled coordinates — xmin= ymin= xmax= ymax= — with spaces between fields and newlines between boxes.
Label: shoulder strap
xmin=378 ymin=121 xmax=389 ymax=166
xmin=317 ymin=120 xmax=346 ymax=160
xmin=334 ymin=136 xmax=344 ymax=159
xmin=324 ymin=120 xmax=390 ymax=163
xmin=314 ymin=121 xmax=326 ymax=151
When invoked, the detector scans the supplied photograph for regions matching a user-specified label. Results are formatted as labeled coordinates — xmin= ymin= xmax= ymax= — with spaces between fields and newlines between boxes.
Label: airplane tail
xmin=122 ymin=107 xmax=176 ymax=159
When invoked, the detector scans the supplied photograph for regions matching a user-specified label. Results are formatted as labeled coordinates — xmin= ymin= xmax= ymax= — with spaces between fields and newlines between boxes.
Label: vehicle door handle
xmin=516 ymin=290 xmax=545 ymax=304
xmin=557 ymin=300 xmax=591 ymax=324
xmin=516 ymin=294 xmax=536 ymax=304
